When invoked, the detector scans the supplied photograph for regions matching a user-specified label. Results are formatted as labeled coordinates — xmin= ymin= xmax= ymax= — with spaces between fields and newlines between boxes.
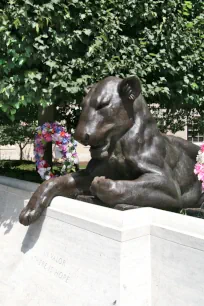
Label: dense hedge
xmin=0 ymin=160 xmax=84 ymax=183
xmin=0 ymin=0 xmax=203 ymax=132
xmin=0 ymin=160 xmax=42 ymax=183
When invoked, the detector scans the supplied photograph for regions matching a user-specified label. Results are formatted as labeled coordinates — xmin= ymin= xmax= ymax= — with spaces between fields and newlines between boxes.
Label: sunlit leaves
xmin=0 ymin=0 xmax=203 ymax=132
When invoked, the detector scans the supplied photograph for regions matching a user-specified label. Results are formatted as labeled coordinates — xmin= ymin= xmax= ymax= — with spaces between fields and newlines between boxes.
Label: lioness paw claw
xmin=90 ymin=177 xmax=116 ymax=202
xmin=19 ymin=208 xmax=41 ymax=226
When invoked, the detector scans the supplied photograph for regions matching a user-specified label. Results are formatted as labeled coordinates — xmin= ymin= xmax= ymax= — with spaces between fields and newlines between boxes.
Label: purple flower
xmin=62 ymin=138 xmax=68 ymax=144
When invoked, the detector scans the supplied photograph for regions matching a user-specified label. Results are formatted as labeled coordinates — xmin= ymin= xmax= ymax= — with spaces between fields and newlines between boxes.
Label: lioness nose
xmin=75 ymin=131 xmax=90 ymax=146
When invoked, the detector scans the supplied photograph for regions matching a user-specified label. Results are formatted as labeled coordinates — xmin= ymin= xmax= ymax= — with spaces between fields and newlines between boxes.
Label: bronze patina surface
xmin=19 ymin=76 xmax=202 ymax=225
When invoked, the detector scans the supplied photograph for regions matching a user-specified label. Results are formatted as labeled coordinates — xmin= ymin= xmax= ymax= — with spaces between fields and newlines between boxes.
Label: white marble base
xmin=0 ymin=178 xmax=204 ymax=306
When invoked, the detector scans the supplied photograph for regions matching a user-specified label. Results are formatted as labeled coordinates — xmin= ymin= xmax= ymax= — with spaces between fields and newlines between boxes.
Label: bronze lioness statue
xmin=19 ymin=76 xmax=202 ymax=225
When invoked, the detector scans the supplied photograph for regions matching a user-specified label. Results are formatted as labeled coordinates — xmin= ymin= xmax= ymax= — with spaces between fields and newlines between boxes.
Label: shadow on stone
xmin=21 ymin=214 xmax=46 ymax=254
xmin=0 ymin=196 xmax=25 ymax=235
xmin=1 ymin=208 xmax=19 ymax=235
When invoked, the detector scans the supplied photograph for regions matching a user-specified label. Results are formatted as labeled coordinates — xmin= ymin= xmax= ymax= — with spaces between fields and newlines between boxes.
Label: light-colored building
xmin=167 ymin=125 xmax=203 ymax=147
xmin=0 ymin=125 xmax=201 ymax=163
xmin=0 ymin=143 xmax=91 ymax=163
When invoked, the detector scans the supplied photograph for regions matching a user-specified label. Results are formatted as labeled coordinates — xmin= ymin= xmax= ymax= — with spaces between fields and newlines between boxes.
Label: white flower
xmin=66 ymin=164 xmax=72 ymax=169
xmin=74 ymin=156 xmax=79 ymax=164
xmin=66 ymin=152 xmax=72 ymax=159
xmin=38 ymin=168 xmax=46 ymax=175
xmin=38 ymin=169 xmax=46 ymax=179
xmin=38 ymin=167 xmax=51 ymax=179
xmin=196 ymin=152 xmax=204 ymax=164
xmin=52 ymin=134 xmax=59 ymax=142
xmin=62 ymin=165 xmax=66 ymax=171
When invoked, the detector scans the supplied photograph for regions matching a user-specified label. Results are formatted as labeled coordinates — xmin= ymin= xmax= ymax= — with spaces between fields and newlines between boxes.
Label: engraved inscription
xmin=33 ymin=255 xmax=70 ymax=284
xmin=43 ymin=251 xmax=66 ymax=266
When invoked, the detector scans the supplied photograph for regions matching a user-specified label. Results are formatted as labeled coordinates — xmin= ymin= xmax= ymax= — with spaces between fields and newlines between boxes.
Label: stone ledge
xmin=0 ymin=175 xmax=39 ymax=192
xmin=42 ymin=197 xmax=204 ymax=247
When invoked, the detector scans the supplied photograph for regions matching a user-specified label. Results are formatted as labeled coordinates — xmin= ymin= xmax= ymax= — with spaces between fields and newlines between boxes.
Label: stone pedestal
xmin=0 ymin=177 xmax=204 ymax=306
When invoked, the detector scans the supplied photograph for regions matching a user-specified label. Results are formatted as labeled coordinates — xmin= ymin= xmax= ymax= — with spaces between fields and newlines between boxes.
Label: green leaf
xmin=45 ymin=60 xmax=59 ymax=68
xmin=84 ymin=29 xmax=92 ymax=36
xmin=186 ymin=22 xmax=194 ymax=28
xmin=191 ymin=82 xmax=199 ymax=89
xmin=19 ymin=58 xmax=24 ymax=66
xmin=45 ymin=3 xmax=54 ymax=10
xmin=36 ymin=23 xmax=39 ymax=34
xmin=10 ymin=109 xmax=16 ymax=115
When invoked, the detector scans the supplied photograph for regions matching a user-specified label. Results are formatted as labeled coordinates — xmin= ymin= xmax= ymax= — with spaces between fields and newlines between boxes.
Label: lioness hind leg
xmin=183 ymin=192 xmax=204 ymax=218
xmin=76 ymin=196 xmax=139 ymax=211
xmin=114 ymin=204 xmax=140 ymax=211
xmin=76 ymin=195 xmax=112 ymax=208
xmin=183 ymin=208 xmax=204 ymax=219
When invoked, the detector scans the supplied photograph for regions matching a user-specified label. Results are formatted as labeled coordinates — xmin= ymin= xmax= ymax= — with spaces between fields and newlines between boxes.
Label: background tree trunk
xmin=19 ymin=144 xmax=23 ymax=160
xmin=38 ymin=105 xmax=55 ymax=168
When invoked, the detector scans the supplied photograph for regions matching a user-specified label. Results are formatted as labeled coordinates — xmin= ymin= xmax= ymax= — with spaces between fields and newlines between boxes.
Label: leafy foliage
xmin=0 ymin=104 xmax=38 ymax=125
xmin=0 ymin=0 xmax=203 ymax=132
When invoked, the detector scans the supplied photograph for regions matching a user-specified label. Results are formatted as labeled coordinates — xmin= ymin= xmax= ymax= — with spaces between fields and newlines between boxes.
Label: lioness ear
xmin=84 ymin=83 xmax=97 ymax=95
xmin=118 ymin=76 xmax=142 ymax=101
xmin=84 ymin=85 xmax=93 ymax=95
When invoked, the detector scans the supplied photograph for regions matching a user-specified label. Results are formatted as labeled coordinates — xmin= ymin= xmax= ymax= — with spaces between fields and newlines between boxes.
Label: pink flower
xmin=44 ymin=123 xmax=51 ymax=129
xmin=35 ymin=137 xmax=41 ymax=144
xmin=35 ymin=147 xmax=44 ymax=155
xmin=44 ymin=133 xmax=52 ymax=142
xmin=194 ymin=163 xmax=202 ymax=175
xmin=201 ymin=144 xmax=204 ymax=152
xmin=61 ymin=145 xmax=67 ymax=151
xmin=38 ymin=160 xmax=48 ymax=168
xmin=198 ymin=172 xmax=204 ymax=181
xmin=20 ymin=121 xmax=28 ymax=126
xmin=52 ymin=134 xmax=59 ymax=142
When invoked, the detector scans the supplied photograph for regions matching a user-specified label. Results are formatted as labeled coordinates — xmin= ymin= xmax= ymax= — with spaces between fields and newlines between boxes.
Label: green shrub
xmin=0 ymin=160 xmax=85 ymax=183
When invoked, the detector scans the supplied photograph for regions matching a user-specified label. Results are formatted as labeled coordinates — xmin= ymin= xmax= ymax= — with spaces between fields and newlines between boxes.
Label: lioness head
xmin=74 ymin=76 xmax=142 ymax=159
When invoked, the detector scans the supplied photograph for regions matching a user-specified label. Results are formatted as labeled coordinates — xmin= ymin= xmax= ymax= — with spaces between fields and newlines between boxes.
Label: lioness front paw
xmin=19 ymin=206 xmax=43 ymax=226
xmin=19 ymin=180 xmax=54 ymax=226
xmin=90 ymin=176 xmax=117 ymax=205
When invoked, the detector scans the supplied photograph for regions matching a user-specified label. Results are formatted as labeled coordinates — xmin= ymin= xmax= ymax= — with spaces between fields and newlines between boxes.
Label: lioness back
xmin=166 ymin=135 xmax=199 ymax=161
